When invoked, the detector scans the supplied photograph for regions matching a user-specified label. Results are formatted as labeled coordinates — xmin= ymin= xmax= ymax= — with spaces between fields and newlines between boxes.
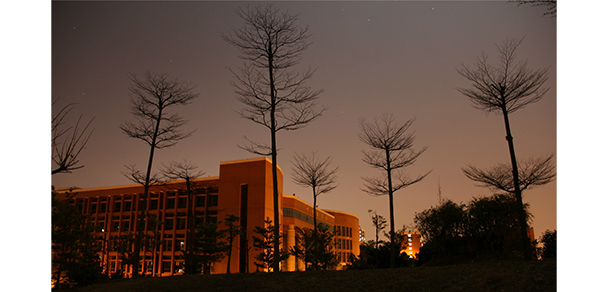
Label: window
xmin=195 ymin=216 xmax=205 ymax=227
xmin=164 ymin=218 xmax=174 ymax=230
xmin=114 ymin=202 xmax=121 ymax=212
xmin=150 ymin=199 xmax=158 ymax=210
xmin=100 ymin=203 xmax=107 ymax=213
xmin=207 ymin=216 xmax=217 ymax=223
xmin=164 ymin=240 xmax=172 ymax=251
xmin=162 ymin=261 xmax=171 ymax=273
xmin=342 ymin=226 xmax=346 ymax=237
xmin=196 ymin=196 xmax=206 ymax=207
xmin=166 ymin=198 xmax=175 ymax=209
xmin=124 ymin=201 xmax=132 ymax=212
xmin=178 ymin=197 xmax=187 ymax=208
xmin=90 ymin=203 xmax=97 ymax=214
xmin=209 ymin=195 xmax=218 ymax=207
xmin=175 ymin=239 xmax=185 ymax=251
xmin=122 ymin=221 xmax=130 ymax=231
xmin=176 ymin=218 xmax=186 ymax=230
xmin=113 ymin=221 xmax=120 ymax=231
xmin=110 ymin=261 xmax=116 ymax=272
xmin=174 ymin=261 xmax=184 ymax=274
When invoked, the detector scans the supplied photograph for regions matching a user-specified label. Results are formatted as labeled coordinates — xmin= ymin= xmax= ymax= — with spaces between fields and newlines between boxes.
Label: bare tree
xmin=160 ymin=160 xmax=205 ymax=274
xmin=291 ymin=152 xmax=338 ymax=269
xmin=223 ymin=4 xmax=324 ymax=272
xmin=52 ymin=98 xmax=94 ymax=175
xmin=457 ymin=38 xmax=550 ymax=260
xmin=367 ymin=210 xmax=387 ymax=250
xmin=510 ymin=0 xmax=557 ymax=17
xmin=120 ymin=71 xmax=198 ymax=277
xmin=359 ymin=113 xmax=430 ymax=268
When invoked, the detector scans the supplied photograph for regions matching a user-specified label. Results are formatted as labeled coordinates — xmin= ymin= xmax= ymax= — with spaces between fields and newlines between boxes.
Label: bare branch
xmin=52 ymin=98 xmax=95 ymax=175
xmin=122 ymin=164 xmax=161 ymax=186
xmin=457 ymin=38 xmax=549 ymax=115
xmin=510 ymin=0 xmax=556 ymax=17
xmin=160 ymin=159 xmax=205 ymax=181
xmin=462 ymin=154 xmax=556 ymax=193
xmin=291 ymin=152 xmax=339 ymax=197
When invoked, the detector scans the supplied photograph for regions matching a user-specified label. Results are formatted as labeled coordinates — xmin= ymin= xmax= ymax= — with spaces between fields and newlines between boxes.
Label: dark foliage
xmin=252 ymin=219 xmax=288 ymax=272
xmin=290 ymin=224 xmax=338 ymax=270
xmin=539 ymin=229 xmax=556 ymax=260
xmin=52 ymin=190 xmax=104 ymax=288
xmin=348 ymin=240 xmax=415 ymax=269
xmin=182 ymin=221 xmax=228 ymax=274
xmin=414 ymin=195 xmax=535 ymax=265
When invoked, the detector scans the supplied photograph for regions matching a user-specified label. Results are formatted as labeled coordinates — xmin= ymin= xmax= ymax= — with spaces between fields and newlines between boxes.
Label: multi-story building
xmin=400 ymin=231 xmax=422 ymax=259
xmin=54 ymin=157 xmax=359 ymax=276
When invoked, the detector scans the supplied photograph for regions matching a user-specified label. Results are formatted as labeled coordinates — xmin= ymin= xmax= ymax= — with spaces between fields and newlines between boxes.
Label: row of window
xmin=336 ymin=251 xmax=353 ymax=263
xmin=109 ymin=259 xmax=184 ymax=274
xmin=95 ymin=213 xmax=218 ymax=233
xmin=70 ymin=188 xmax=219 ymax=215
xmin=336 ymin=238 xmax=353 ymax=250
xmin=335 ymin=225 xmax=353 ymax=238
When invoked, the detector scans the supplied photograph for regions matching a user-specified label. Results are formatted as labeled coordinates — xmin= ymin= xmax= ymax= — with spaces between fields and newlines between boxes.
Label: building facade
xmin=55 ymin=157 xmax=360 ymax=276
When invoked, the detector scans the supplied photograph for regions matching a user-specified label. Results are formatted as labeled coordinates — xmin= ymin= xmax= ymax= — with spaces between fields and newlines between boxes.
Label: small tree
xmin=52 ymin=98 xmax=94 ymax=175
xmin=367 ymin=210 xmax=387 ymax=250
xmin=414 ymin=200 xmax=467 ymax=259
xmin=290 ymin=224 xmax=338 ymax=271
xmin=160 ymin=160 xmax=205 ymax=274
xmin=223 ymin=4 xmax=324 ymax=272
xmin=359 ymin=112 xmax=430 ymax=268
xmin=188 ymin=221 xmax=228 ymax=274
xmin=291 ymin=152 xmax=338 ymax=269
xmin=223 ymin=214 xmax=242 ymax=274
xmin=120 ymin=71 xmax=198 ymax=276
xmin=457 ymin=38 xmax=550 ymax=260
xmin=252 ymin=218 xmax=287 ymax=272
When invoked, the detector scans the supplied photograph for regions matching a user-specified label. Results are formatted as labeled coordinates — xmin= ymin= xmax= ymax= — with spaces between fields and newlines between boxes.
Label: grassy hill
xmin=72 ymin=259 xmax=556 ymax=292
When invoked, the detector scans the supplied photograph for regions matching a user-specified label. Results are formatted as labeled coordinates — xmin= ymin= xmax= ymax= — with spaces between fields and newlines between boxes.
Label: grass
xmin=72 ymin=259 xmax=556 ymax=292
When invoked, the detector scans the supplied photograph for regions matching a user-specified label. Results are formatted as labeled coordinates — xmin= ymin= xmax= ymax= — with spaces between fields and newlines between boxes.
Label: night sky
xmin=51 ymin=1 xmax=557 ymax=239
xmin=5 ymin=0 xmax=610 ymax=290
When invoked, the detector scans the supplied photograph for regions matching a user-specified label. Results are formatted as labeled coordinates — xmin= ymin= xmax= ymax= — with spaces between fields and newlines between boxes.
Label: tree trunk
xmin=312 ymin=189 xmax=317 ymax=269
xmin=385 ymin=148 xmax=396 ymax=268
xmin=501 ymin=106 xmax=532 ymax=260
xmin=133 ymin=107 xmax=163 ymax=277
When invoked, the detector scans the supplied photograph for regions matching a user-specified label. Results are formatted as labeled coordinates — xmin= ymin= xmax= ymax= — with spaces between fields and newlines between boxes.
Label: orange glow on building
xmin=54 ymin=158 xmax=359 ymax=276
xmin=400 ymin=231 xmax=421 ymax=260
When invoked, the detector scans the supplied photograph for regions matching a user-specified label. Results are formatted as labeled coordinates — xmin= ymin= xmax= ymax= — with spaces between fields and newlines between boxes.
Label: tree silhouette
xmin=359 ymin=113 xmax=430 ymax=268
xmin=367 ymin=210 xmax=387 ymax=250
xmin=290 ymin=224 xmax=338 ymax=271
xmin=252 ymin=218 xmax=287 ymax=272
xmin=223 ymin=4 xmax=324 ymax=272
xmin=120 ymin=71 xmax=198 ymax=277
xmin=291 ymin=151 xmax=338 ymax=268
xmin=52 ymin=98 xmax=94 ymax=175
xmin=223 ymin=214 xmax=242 ymax=274
xmin=457 ymin=38 xmax=550 ymax=260
xmin=160 ymin=160 xmax=205 ymax=274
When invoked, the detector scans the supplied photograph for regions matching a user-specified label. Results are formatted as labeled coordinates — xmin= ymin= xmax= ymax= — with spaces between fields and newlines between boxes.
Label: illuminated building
xmin=400 ymin=231 xmax=422 ymax=259
xmin=54 ymin=157 xmax=359 ymax=276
